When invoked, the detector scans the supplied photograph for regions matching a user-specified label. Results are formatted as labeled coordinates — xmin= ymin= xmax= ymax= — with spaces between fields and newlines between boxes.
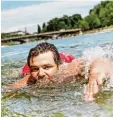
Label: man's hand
xmin=84 ymin=77 xmax=99 ymax=101
xmin=85 ymin=66 xmax=110 ymax=102
xmin=84 ymin=72 xmax=107 ymax=101
xmin=83 ymin=58 xmax=112 ymax=102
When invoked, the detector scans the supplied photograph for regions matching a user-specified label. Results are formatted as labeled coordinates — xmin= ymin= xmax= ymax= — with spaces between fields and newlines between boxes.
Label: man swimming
xmin=10 ymin=42 xmax=113 ymax=101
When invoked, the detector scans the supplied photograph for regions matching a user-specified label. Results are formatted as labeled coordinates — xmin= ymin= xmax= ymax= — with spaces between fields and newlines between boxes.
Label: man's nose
xmin=38 ymin=68 xmax=45 ymax=78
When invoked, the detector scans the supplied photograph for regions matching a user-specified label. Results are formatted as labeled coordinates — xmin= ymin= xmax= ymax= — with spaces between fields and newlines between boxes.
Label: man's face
xmin=29 ymin=51 xmax=58 ymax=80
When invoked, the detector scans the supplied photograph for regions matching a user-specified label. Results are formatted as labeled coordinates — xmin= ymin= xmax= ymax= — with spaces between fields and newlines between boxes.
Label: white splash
xmin=110 ymin=73 xmax=113 ymax=88
xmin=81 ymin=44 xmax=113 ymax=88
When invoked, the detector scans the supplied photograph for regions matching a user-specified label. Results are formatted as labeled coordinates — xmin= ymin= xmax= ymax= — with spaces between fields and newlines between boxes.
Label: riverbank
xmin=1 ymin=25 xmax=113 ymax=46
xmin=58 ymin=25 xmax=113 ymax=40
xmin=82 ymin=25 xmax=113 ymax=35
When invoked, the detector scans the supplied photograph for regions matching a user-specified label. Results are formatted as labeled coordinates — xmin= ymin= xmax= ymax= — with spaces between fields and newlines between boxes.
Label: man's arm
xmin=84 ymin=72 xmax=105 ymax=101
xmin=84 ymin=59 xmax=113 ymax=101
xmin=67 ymin=59 xmax=84 ymax=76
xmin=9 ymin=75 xmax=36 ymax=88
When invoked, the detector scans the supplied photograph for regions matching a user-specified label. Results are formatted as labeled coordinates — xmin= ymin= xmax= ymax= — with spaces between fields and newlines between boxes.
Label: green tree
xmin=85 ymin=14 xmax=100 ymax=29
xmin=89 ymin=1 xmax=113 ymax=27
xmin=37 ymin=25 xmax=41 ymax=33
xmin=70 ymin=14 xmax=82 ymax=28
xmin=42 ymin=22 xmax=47 ymax=32
xmin=57 ymin=21 xmax=66 ymax=29
xmin=38 ymin=1 xmax=113 ymax=33
xmin=47 ymin=18 xmax=59 ymax=31
xmin=78 ymin=19 xmax=89 ymax=31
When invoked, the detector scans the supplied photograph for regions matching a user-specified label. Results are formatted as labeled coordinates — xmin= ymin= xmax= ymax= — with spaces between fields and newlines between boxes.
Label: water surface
xmin=1 ymin=31 xmax=113 ymax=117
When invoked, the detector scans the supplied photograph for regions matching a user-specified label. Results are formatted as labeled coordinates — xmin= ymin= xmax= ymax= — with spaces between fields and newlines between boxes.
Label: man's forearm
xmin=9 ymin=75 xmax=31 ymax=88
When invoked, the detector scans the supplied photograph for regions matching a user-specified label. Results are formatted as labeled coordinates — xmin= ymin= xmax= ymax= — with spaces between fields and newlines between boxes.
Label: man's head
xmin=27 ymin=42 xmax=62 ymax=79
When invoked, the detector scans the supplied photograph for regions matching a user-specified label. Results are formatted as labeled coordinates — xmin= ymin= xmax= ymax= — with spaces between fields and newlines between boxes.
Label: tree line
xmin=38 ymin=1 xmax=113 ymax=33
xmin=2 ymin=1 xmax=113 ymax=39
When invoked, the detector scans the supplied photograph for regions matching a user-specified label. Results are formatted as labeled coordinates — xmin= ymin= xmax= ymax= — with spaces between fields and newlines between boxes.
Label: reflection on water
xmin=1 ymin=31 xmax=113 ymax=117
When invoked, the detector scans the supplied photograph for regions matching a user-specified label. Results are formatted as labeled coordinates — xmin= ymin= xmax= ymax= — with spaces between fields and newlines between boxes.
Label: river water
xmin=1 ymin=31 xmax=113 ymax=117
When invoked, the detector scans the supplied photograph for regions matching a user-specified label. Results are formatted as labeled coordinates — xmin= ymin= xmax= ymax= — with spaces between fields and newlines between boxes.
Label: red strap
xmin=22 ymin=63 xmax=30 ymax=76
xmin=22 ymin=53 xmax=75 ymax=76
xmin=60 ymin=53 xmax=74 ymax=63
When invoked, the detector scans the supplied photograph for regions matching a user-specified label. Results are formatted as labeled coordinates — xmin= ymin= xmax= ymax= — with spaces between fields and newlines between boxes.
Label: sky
xmin=1 ymin=0 xmax=102 ymax=33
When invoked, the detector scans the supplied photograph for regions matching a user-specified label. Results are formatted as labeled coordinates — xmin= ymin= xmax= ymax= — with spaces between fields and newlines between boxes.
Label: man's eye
xmin=43 ymin=66 xmax=52 ymax=70
xmin=31 ymin=68 xmax=39 ymax=72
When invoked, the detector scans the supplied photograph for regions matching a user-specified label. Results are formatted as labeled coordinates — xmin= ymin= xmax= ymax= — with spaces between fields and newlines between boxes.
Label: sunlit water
xmin=1 ymin=31 xmax=113 ymax=117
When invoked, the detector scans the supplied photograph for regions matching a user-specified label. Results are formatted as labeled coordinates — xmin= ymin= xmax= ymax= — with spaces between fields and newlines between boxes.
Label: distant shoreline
xmin=82 ymin=26 xmax=113 ymax=35
xmin=1 ymin=26 xmax=113 ymax=46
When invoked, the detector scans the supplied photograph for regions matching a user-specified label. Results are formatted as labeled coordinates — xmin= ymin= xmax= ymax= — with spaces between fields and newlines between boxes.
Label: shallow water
xmin=1 ymin=31 xmax=113 ymax=117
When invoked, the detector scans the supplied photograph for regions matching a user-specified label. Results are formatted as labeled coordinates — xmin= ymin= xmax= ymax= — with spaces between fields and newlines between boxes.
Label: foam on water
xmin=110 ymin=73 xmax=113 ymax=88
xmin=81 ymin=43 xmax=113 ymax=88
xmin=82 ymin=46 xmax=112 ymax=62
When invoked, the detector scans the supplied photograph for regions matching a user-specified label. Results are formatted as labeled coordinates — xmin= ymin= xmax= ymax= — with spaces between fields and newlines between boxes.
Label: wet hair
xmin=27 ymin=42 xmax=62 ymax=67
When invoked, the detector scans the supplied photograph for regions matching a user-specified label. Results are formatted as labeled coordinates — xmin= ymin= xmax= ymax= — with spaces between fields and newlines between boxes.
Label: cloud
xmin=1 ymin=0 xmax=101 ymax=33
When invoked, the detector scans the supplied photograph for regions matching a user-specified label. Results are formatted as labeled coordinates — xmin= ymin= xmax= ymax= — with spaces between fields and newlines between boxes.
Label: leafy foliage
xmin=40 ymin=1 xmax=113 ymax=32
xmin=2 ymin=1 xmax=113 ymax=39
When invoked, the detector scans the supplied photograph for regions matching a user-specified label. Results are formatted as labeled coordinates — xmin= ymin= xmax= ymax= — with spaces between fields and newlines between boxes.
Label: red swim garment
xmin=22 ymin=53 xmax=75 ymax=76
